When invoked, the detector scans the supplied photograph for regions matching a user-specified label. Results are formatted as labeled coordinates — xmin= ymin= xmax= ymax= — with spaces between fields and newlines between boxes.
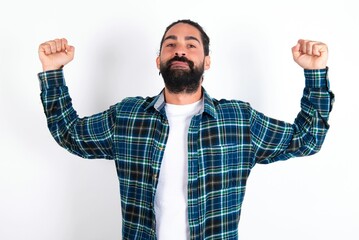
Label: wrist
xmin=42 ymin=64 xmax=63 ymax=72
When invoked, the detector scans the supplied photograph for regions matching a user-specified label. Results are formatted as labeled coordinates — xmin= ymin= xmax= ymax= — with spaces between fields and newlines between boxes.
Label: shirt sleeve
xmin=38 ymin=69 xmax=115 ymax=160
xmin=250 ymin=67 xmax=334 ymax=164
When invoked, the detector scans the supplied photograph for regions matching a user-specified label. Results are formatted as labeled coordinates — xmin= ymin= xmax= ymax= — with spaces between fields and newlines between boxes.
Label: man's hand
xmin=292 ymin=39 xmax=328 ymax=70
xmin=38 ymin=38 xmax=75 ymax=71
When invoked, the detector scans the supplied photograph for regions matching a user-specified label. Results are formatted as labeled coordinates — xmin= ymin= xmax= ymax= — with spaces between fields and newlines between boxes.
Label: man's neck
xmin=164 ymin=87 xmax=202 ymax=105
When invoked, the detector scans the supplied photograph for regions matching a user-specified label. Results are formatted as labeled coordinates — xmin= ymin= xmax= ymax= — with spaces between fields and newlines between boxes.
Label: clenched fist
xmin=292 ymin=39 xmax=328 ymax=70
xmin=38 ymin=38 xmax=75 ymax=71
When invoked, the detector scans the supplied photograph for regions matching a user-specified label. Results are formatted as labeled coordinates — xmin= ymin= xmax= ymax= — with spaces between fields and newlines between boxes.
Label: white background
xmin=1 ymin=0 xmax=358 ymax=239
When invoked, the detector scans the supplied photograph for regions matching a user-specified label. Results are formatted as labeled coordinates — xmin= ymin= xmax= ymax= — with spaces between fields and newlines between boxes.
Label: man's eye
xmin=188 ymin=44 xmax=196 ymax=48
xmin=166 ymin=43 xmax=175 ymax=47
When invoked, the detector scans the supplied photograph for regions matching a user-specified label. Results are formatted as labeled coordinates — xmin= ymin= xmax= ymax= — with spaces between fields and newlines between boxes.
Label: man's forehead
xmin=164 ymin=23 xmax=202 ymax=40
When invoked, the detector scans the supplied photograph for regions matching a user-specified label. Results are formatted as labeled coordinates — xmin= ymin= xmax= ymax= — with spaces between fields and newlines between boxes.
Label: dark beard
xmin=160 ymin=56 xmax=204 ymax=94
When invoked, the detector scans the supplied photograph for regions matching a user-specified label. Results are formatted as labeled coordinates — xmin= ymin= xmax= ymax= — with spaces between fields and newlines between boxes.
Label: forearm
xmin=302 ymin=67 xmax=333 ymax=120
xmin=39 ymin=69 xmax=115 ymax=159
xmin=286 ymin=67 xmax=334 ymax=155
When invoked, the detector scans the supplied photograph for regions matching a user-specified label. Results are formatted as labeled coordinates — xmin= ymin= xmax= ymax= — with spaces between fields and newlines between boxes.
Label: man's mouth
xmin=170 ymin=61 xmax=190 ymax=69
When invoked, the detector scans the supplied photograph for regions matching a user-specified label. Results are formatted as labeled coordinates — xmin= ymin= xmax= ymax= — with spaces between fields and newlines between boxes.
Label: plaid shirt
xmin=39 ymin=68 xmax=333 ymax=240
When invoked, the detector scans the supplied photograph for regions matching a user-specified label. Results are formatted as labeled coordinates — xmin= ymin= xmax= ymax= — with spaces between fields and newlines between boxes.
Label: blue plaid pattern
xmin=38 ymin=68 xmax=334 ymax=239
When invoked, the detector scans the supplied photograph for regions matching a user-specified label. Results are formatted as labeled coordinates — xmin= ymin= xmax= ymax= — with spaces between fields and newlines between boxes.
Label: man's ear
xmin=156 ymin=56 xmax=160 ymax=70
xmin=204 ymin=55 xmax=211 ymax=70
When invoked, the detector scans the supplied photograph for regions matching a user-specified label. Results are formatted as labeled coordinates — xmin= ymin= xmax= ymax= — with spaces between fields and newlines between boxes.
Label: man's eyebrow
xmin=163 ymin=35 xmax=177 ymax=42
xmin=163 ymin=35 xmax=201 ymax=44
xmin=185 ymin=36 xmax=200 ymax=43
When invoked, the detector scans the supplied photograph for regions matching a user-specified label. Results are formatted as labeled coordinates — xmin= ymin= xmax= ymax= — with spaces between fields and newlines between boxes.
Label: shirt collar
xmin=145 ymin=88 xmax=218 ymax=119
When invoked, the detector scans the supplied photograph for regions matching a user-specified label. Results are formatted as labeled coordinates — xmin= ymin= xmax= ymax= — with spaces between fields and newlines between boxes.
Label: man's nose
xmin=175 ymin=45 xmax=186 ymax=56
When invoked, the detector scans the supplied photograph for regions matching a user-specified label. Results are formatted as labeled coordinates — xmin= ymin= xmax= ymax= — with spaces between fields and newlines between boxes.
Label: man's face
xmin=156 ymin=23 xmax=211 ymax=94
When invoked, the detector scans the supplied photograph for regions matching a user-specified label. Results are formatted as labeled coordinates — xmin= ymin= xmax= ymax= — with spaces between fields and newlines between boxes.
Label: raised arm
xmin=251 ymin=39 xmax=334 ymax=164
xmin=38 ymin=39 xmax=115 ymax=160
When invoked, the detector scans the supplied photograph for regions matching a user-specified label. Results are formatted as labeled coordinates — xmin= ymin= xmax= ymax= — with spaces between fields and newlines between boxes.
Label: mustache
xmin=167 ymin=56 xmax=194 ymax=68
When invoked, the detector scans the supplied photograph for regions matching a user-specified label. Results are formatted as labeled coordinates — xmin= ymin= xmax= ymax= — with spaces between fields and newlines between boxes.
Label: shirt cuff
xmin=38 ymin=69 xmax=66 ymax=91
xmin=304 ymin=67 xmax=330 ymax=89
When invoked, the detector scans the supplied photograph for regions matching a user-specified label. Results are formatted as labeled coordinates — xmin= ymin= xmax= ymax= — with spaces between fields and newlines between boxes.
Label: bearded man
xmin=38 ymin=19 xmax=334 ymax=239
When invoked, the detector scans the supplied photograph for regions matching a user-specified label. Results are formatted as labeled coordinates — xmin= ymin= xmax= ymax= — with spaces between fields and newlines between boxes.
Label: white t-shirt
xmin=154 ymin=100 xmax=202 ymax=240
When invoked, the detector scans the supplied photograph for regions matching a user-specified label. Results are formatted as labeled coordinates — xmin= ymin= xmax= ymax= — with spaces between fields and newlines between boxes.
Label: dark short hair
xmin=159 ymin=19 xmax=210 ymax=56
